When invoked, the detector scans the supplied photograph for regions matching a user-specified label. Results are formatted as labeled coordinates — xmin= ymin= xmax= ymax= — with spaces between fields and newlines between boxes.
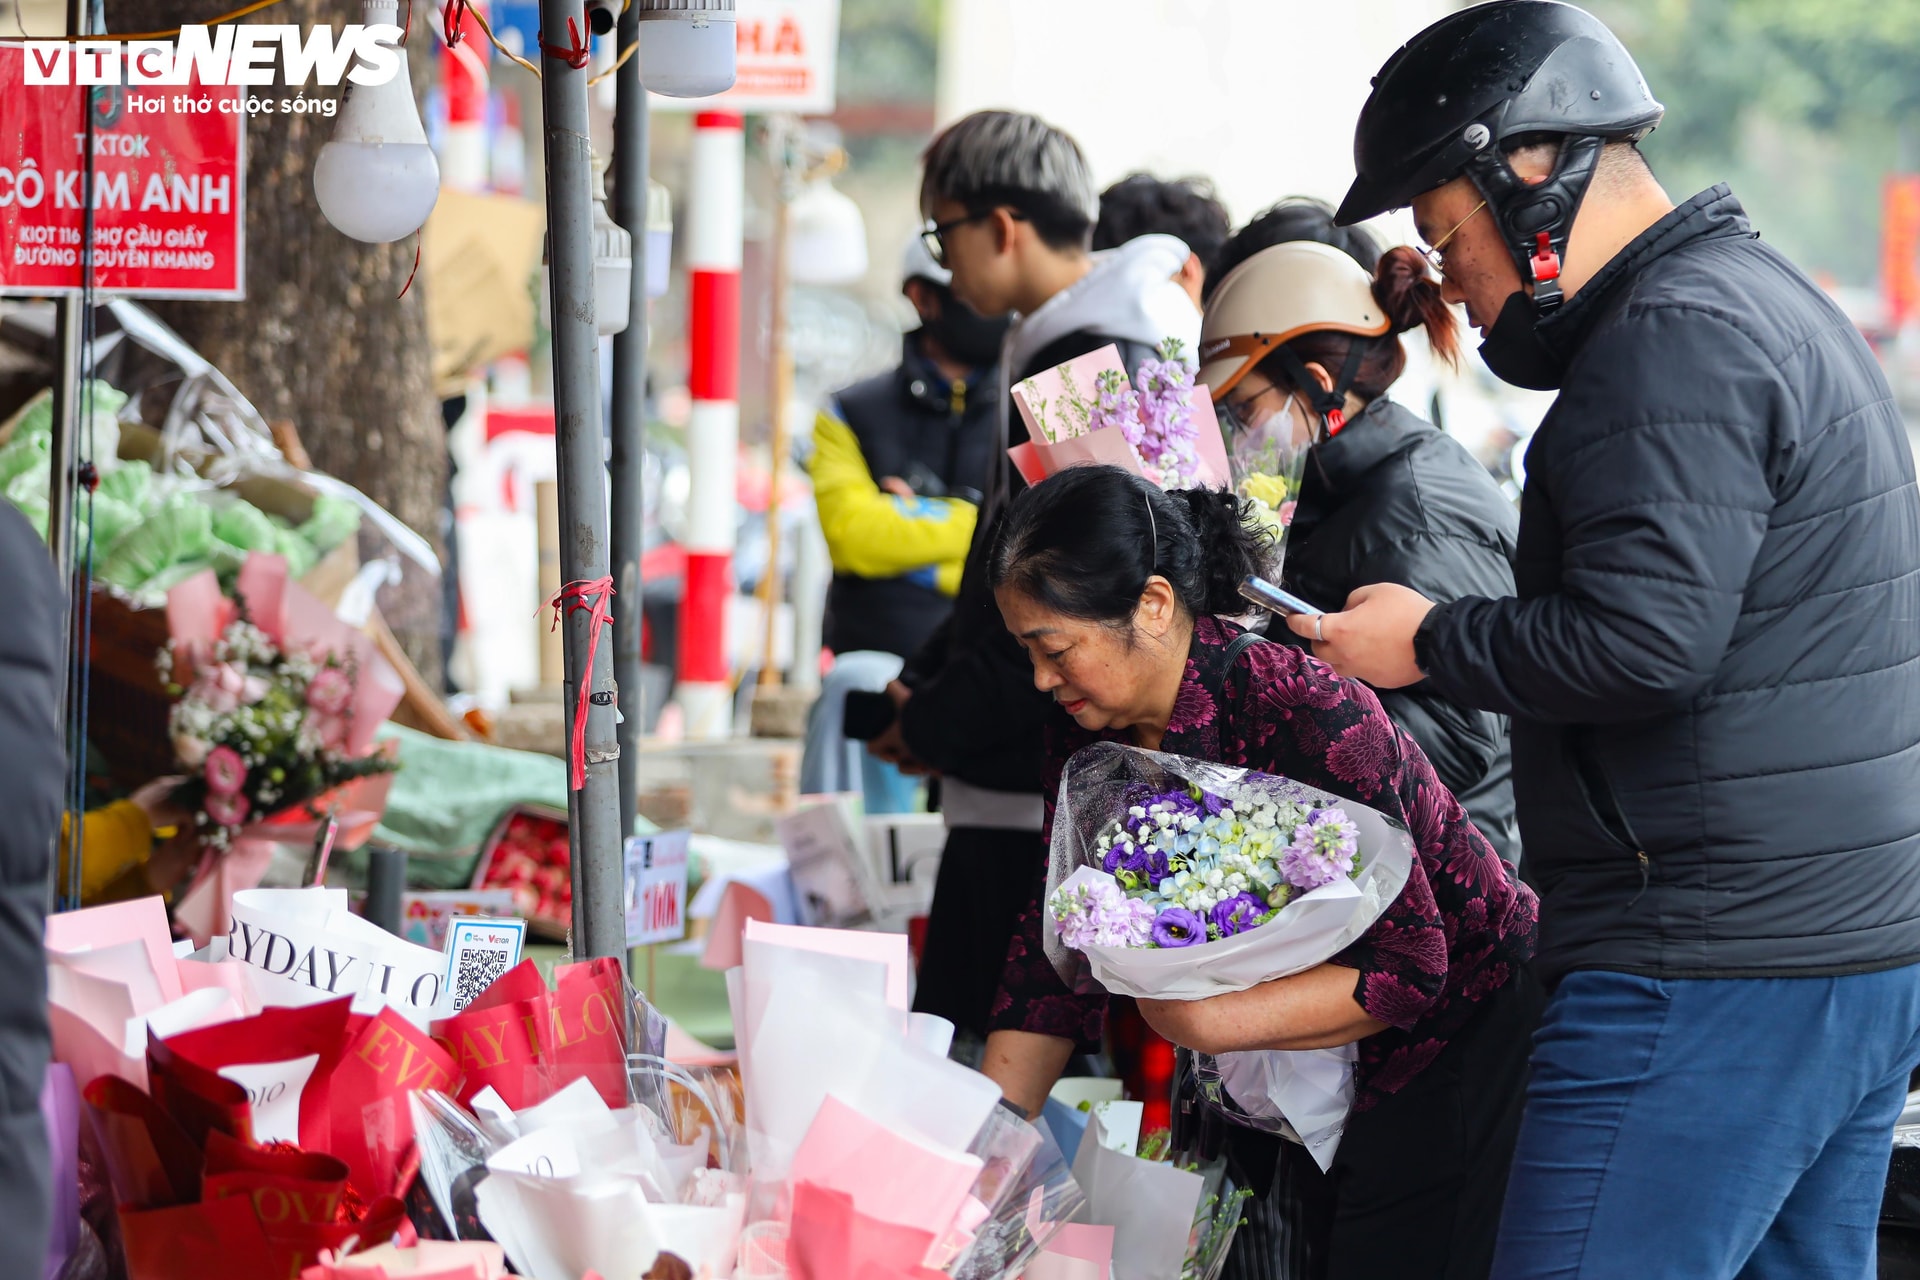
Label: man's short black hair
xmin=1092 ymin=173 xmax=1231 ymax=264
xmin=1204 ymin=197 xmax=1385 ymax=303
xmin=920 ymin=110 xmax=1100 ymax=253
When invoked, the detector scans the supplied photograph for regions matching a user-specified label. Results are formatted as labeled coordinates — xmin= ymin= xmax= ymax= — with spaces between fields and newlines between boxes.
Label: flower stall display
xmin=1007 ymin=342 xmax=1232 ymax=492
xmin=1043 ymin=742 xmax=1416 ymax=1167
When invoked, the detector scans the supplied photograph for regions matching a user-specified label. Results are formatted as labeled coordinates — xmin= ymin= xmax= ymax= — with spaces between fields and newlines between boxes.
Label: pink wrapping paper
xmin=787 ymin=1182 xmax=948 ymax=1280
xmin=788 ymin=1096 xmax=981 ymax=1240
xmin=1012 ymin=349 xmax=1130 ymax=445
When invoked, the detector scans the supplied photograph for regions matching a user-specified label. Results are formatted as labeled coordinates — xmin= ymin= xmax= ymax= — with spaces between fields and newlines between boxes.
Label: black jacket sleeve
xmin=0 ymin=505 xmax=61 ymax=1278
xmin=1418 ymin=306 xmax=1782 ymax=725
xmin=1353 ymin=529 xmax=1512 ymax=796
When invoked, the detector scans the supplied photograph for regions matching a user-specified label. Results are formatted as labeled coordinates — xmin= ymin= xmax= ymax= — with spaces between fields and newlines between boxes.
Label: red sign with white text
xmin=0 ymin=44 xmax=245 ymax=298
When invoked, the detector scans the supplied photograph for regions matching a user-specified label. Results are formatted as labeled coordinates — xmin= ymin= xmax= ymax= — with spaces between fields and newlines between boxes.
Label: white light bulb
xmin=638 ymin=0 xmax=737 ymax=98
xmin=313 ymin=0 xmax=440 ymax=243
xmin=788 ymin=179 xmax=868 ymax=287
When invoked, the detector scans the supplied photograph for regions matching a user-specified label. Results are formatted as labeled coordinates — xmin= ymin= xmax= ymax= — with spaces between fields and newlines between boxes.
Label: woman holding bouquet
xmin=985 ymin=464 xmax=1539 ymax=1280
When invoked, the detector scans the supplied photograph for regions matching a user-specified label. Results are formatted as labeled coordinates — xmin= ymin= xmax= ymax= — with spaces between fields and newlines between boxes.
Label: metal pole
xmin=538 ymin=4 xmax=626 ymax=960
xmin=610 ymin=2 xmax=648 ymax=837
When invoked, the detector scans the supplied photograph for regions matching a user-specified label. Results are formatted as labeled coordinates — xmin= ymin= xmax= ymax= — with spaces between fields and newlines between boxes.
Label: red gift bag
xmin=148 ymin=999 xmax=355 ymax=1150
xmin=430 ymin=957 xmax=630 ymax=1110
xmin=323 ymin=1008 xmax=459 ymax=1198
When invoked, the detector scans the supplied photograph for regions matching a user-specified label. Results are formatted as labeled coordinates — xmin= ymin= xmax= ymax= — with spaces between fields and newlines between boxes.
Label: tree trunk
xmin=104 ymin=0 xmax=446 ymax=687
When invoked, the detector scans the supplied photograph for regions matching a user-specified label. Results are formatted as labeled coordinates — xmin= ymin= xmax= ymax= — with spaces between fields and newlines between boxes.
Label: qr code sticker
xmin=453 ymin=946 xmax=512 ymax=1010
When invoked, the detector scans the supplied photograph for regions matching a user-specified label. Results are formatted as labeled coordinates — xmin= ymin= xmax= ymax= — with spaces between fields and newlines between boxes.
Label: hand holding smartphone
xmin=1238 ymin=575 xmax=1325 ymax=618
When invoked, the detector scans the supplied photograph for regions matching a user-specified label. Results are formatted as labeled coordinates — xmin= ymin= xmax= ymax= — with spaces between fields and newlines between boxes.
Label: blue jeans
xmin=1493 ymin=965 xmax=1920 ymax=1279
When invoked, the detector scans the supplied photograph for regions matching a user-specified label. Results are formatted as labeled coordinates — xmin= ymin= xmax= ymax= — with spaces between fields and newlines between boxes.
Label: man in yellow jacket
xmin=807 ymin=239 xmax=1005 ymax=662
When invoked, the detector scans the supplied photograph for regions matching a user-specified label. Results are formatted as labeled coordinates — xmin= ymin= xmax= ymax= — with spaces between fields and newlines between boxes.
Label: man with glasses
xmin=869 ymin=109 xmax=1198 ymax=1074
xmin=1300 ymin=3 xmax=1920 ymax=1275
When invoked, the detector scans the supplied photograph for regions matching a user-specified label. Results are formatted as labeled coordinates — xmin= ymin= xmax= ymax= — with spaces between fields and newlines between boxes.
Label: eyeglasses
xmin=920 ymin=208 xmax=1026 ymax=267
xmin=1419 ymin=199 xmax=1488 ymax=273
xmin=1218 ymin=381 xmax=1289 ymax=436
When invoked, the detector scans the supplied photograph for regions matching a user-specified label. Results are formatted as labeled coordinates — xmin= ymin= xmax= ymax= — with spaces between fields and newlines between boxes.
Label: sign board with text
xmin=625 ymin=829 xmax=691 ymax=948
xmin=650 ymin=0 xmax=840 ymax=116
xmin=0 ymin=45 xmax=246 ymax=298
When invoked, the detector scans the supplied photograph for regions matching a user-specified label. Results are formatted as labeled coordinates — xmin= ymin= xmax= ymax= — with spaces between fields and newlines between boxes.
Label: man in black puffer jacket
xmin=1316 ymin=5 xmax=1920 ymax=1276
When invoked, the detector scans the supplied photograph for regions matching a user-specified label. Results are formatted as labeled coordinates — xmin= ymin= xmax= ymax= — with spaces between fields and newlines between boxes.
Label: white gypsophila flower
xmin=1129 ymin=805 xmax=1147 ymax=819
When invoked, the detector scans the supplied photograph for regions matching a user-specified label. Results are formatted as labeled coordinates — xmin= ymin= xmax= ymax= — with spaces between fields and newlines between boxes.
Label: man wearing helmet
xmin=809 ymin=238 xmax=1005 ymax=664
xmin=1307 ymin=3 xmax=1920 ymax=1275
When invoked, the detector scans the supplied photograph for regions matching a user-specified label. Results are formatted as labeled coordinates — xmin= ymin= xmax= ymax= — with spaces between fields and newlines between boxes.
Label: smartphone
xmin=843 ymin=689 xmax=899 ymax=741
xmin=1238 ymin=575 xmax=1325 ymax=618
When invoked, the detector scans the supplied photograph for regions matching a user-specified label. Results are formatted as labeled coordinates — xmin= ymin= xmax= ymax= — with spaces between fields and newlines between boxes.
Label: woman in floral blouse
xmin=986 ymin=464 xmax=1540 ymax=1280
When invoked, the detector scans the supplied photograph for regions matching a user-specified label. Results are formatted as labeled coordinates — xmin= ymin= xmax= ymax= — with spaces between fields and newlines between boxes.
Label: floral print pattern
xmin=987 ymin=615 xmax=1540 ymax=1111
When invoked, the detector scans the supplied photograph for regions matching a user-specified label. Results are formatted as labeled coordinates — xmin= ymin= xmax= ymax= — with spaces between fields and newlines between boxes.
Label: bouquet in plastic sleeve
xmin=1043 ymin=743 xmax=1415 ymax=1168
xmin=1222 ymin=395 xmax=1310 ymax=567
xmin=1063 ymin=1110 xmax=1247 ymax=1280
xmin=1008 ymin=342 xmax=1232 ymax=492
xmin=725 ymin=920 xmax=1084 ymax=1280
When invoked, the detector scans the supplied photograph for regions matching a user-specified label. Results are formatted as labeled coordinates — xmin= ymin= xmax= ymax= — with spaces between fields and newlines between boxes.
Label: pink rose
xmin=204 ymin=791 xmax=251 ymax=827
xmin=174 ymin=735 xmax=210 ymax=768
xmin=195 ymin=663 xmax=268 ymax=714
xmin=1278 ymin=500 xmax=1297 ymax=528
xmin=203 ymin=745 xmax=247 ymax=797
xmin=310 ymin=711 xmax=350 ymax=753
xmin=307 ymin=666 xmax=353 ymax=718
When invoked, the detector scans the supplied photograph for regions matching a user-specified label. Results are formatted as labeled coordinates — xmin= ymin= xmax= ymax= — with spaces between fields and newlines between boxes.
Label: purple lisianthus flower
xmin=1151 ymin=907 xmax=1207 ymax=948
xmin=1124 ymin=843 xmax=1173 ymax=887
xmin=1209 ymin=893 xmax=1268 ymax=938
xmin=1155 ymin=789 xmax=1204 ymax=822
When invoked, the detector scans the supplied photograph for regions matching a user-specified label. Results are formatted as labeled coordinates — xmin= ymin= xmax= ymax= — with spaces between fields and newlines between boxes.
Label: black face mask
xmin=922 ymin=290 xmax=1011 ymax=369
xmin=1477 ymin=290 xmax=1568 ymax=392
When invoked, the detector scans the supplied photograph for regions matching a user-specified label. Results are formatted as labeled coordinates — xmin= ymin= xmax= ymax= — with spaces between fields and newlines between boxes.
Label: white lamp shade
xmin=313 ymin=0 xmax=439 ymax=243
xmin=638 ymin=12 xmax=737 ymax=98
xmin=788 ymin=180 xmax=867 ymax=287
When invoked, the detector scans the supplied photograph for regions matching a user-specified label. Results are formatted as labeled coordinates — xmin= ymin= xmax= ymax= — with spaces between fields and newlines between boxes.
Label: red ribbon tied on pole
xmin=548 ymin=576 xmax=615 ymax=790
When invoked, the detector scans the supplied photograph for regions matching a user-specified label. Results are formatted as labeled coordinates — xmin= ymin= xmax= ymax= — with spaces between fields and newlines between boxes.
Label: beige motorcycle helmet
xmin=1199 ymin=239 xmax=1391 ymax=413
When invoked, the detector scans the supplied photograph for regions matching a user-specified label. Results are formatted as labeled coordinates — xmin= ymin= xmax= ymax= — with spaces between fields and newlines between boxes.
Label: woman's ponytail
xmin=1175 ymin=487 xmax=1275 ymax=617
xmin=1372 ymin=244 xmax=1460 ymax=368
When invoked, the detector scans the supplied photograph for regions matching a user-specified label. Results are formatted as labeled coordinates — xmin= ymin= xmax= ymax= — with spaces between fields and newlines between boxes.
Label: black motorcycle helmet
xmin=1335 ymin=0 xmax=1663 ymax=312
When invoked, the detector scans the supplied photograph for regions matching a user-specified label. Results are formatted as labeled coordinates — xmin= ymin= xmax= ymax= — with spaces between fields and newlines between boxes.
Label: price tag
xmin=625 ymin=830 xmax=690 ymax=948
xmin=217 ymin=1053 xmax=321 ymax=1145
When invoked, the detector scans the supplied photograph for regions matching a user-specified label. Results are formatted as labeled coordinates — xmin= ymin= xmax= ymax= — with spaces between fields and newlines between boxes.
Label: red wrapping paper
xmin=429 ymin=957 xmax=630 ymax=1110
xmin=324 ymin=1008 xmax=459 ymax=1198
xmin=81 ymin=1075 xmax=202 ymax=1209
xmin=148 ymin=998 xmax=354 ymax=1150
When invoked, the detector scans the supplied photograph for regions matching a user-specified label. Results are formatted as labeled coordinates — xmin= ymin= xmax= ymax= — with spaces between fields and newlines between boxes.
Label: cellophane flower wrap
xmin=1225 ymin=403 xmax=1311 ymax=571
xmin=1042 ymin=743 xmax=1415 ymax=1168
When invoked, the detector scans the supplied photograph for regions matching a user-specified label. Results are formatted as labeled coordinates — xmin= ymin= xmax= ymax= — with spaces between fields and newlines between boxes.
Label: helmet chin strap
xmin=1270 ymin=338 xmax=1366 ymax=440
xmin=1464 ymin=133 xmax=1606 ymax=315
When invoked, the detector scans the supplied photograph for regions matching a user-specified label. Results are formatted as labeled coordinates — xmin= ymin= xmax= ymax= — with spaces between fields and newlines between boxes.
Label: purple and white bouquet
xmin=1008 ymin=341 xmax=1232 ymax=491
xmin=1042 ymin=743 xmax=1416 ymax=1168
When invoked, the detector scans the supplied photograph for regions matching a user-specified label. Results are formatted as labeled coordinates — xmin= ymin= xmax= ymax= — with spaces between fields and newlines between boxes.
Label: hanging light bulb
xmin=638 ymin=0 xmax=737 ymax=98
xmin=788 ymin=178 xmax=868 ymax=287
xmin=313 ymin=0 xmax=441 ymax=243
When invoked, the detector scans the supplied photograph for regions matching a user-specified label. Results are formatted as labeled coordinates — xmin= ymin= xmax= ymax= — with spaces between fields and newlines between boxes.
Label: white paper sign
xmin=624 ymin=831 xmax=691 ymax=948
xmin=649 ymin=0 xmax=842 ymax=115
xmin=226 ymin=887 xmax=450 ymax=1028
xmin=218 ymin=1053 xmax=321 ymax=1145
